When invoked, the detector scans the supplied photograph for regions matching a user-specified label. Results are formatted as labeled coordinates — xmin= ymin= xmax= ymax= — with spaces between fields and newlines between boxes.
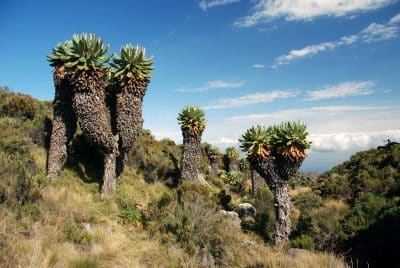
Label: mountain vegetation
xmin=1 ymin=34 xmax=399 ymax=266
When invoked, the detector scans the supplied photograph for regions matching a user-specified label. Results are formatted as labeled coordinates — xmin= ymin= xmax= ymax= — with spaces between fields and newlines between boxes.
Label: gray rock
xmin=219 ymin=210 xmax=241 ymax=227
xmin=238 ymin=203 xmax=256 ymax=218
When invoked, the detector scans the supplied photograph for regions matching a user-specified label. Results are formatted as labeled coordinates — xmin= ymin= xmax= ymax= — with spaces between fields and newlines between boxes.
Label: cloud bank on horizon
xmin=204 ymin=105 xmax=400 ymax=153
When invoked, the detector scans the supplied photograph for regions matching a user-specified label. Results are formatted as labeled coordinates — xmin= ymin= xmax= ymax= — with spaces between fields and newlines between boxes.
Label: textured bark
xmin=181 ymin=128 xmax=203 ymax=181
xmin=70 ymin=69 xmax=117 ymax=195
xmin=70 ymin=69 xmax=115 ymax=153
xmin=101 ymin=135 xmax=119 ymax=195
xmin=249 ymin=155 xmax=304 ymax=245
xmin=115 ymin=77 xmax=148 ymax=175
xmin=251 ymin=169 xmax=264 ymax=196
xmin=272 ymin=180 xmax=291 ymax=244
xmin=47 ymin=67 xmax=76 ymax=180
xmin=228 ymin=159 xmax=239 ymax=173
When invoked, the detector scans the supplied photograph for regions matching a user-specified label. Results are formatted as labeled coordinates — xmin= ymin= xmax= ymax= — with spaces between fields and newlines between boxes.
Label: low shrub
xmin=149 ymin=182 xmax=244 ymax=265
xmin=118 ymin=208 xmax=142 ymax=225
xmin=290 ymin=234 xmax=316 ymax=251
xmin=0 ymin=92 xmax=38 ymax=119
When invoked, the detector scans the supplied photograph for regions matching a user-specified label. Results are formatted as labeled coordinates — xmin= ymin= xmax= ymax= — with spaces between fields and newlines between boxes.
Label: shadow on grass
xmin=66 ymin=134 xmax=104 ymax=191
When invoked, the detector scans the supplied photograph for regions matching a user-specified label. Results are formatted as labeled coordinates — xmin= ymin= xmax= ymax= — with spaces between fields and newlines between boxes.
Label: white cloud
xmin=176 ymin=80 xmax=245 ymax=93
xmin=275 ymin=41 xmax=340 ymax=65
xmin=199 ymin=0 xmax=240 ymax=11
xmin=205 ymin=105 xmax=400 ymax=154
xmin=360 ymin=22 xmax=399 ymax=42
xmin=310 ymin=130 xmax=400 ymax=152
xmin=252 ymin=64 xmax=265 ymax=68
xmin=203 ymin=90 xmax=298 ymax=109
xmin=275 ymin=14 xmax=400 ymax=65
xmin=228 ymin=105 xmax=388 ymax=122
xmin=234 ymin=0 xmax=396 ymax=27
xmin=305 ymin=81 xmax=375 ymax=101
xmin=389 ymin=13 xmax=400 ymax=24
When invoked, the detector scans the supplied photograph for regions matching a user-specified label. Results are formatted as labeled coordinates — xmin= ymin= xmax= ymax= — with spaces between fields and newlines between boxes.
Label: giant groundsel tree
xmin=240 ymin=121 xmax=311 ymax=244
xmin=46 ymin=33 xmax=152 ymax=195
xmin=177 ymin=106 xmax=206 ymax=181
xmin=46 ymin=41 xmax=77 ymax=180
xmin=110 ymin=44 xmax=153 ymax=175
xmin=225 ymin=146 xmax=240 ymax=173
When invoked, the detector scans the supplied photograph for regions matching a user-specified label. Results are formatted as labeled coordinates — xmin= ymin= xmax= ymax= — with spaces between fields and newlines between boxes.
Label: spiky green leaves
xmin=47 ymin=33 xmax=111 ymax=71
xmin=240 ymin=121 xmax=311 ymax=160
xmin=271 ymin=121 xmax=311 ymax=150
xmin=177 ymin=106 xmax=206 ymax=133
xmin=226 ymin=146 xmax=240 ymax=160
xmin=47 ymin=41 xmax=73 ymax=67
xmin=239 ymin=125 xmax=272 ymax=159
xmin=111 ymin=44 xmax=154 ymax=80
xmin=208 ymin=147 xmax=221 ymax=158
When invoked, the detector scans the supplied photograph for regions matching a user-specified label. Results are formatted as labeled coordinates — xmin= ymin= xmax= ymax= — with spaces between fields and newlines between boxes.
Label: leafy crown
xmin=111 ymin=44 xmax=154 ymax=79
xmin=177 ymin=106 xmax=206 ymax=132
xmin=47 ymin=33 xmax=111 ymax=71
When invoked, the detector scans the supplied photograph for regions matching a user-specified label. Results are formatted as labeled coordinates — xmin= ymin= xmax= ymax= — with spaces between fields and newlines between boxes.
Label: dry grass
xmin=0 ymin=155 xmax=347 ymax=267
xmin=290 ymin=186 xmax=312 ymax=198
xmin=323 ymin=199 xmax=350 ymax=211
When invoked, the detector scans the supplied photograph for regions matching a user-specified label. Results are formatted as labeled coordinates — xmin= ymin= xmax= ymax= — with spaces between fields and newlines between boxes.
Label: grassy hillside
xmin=0 ymin=87 xmax=352 ymax=267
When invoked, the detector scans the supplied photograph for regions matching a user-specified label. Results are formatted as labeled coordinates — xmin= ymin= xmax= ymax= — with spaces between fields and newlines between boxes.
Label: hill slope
xmin=0 ymin=88 xmax=347 ymax=267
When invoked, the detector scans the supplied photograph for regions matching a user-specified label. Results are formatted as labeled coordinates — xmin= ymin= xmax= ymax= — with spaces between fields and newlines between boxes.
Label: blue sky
xmin=1 ymin=0 xmax=400 ymax=172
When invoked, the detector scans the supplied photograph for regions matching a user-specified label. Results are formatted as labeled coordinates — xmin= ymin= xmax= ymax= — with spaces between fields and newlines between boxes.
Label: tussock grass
xmin=290 ymin=186 xmax=312 ymax=198
xmin=0 ymin=150 xmax=347 ymax=267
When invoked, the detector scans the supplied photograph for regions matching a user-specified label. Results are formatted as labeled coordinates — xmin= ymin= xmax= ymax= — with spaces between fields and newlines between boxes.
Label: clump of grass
xmin=69 ymin=257 xmax=99 ymax=268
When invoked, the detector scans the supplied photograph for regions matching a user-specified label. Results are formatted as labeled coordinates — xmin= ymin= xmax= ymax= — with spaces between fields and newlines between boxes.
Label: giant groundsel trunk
xmin=228 ymin=158 xmax=239 ymax=173
xmin=249 ymin=155 xmax=303 ymax=244
xmin=181 ymin=128 xmax=203 ymax=181
xmin=70 ymin=69 xmax=118 ymax=194
xmin=210 ymin=157 xmax=219 ymax=177
xmin=115 ymin=77 xmax=148 ymax=175
xmin=47 ymin=66 xmax=77 ymax=180
xmin=251 ymin=168 xmax=263 ymax=196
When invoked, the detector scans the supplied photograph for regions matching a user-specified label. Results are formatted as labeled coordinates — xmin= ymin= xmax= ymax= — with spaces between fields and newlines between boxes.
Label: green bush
xmin=315 ymin=142 xmax=400 ymax=203
xmin=0 ymin=92 xmax=38 ymax=119
xmin=241 ymin=215 xmax=256 ymax=232
xmin=293 ymin=191 xmax=323 ymax=213
xmin=290 ymin=234 xmax=316 ymax=251
xmin=252 ymin=186 xmax=275 ymax=242
xmin=341 ymin=193 xmax=388 ymax=238
xmin=118 ymin=208 xmax=142 ymax=225
xmin=290 ymin=172 xmax=318 ymax=189
xmin=127 ymin=131 xmax=181 ymax=184
xmin=223 ymin=171 xmax=247 ymax=194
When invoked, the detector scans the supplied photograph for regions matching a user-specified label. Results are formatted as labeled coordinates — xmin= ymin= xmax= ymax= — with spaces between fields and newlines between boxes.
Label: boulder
xmin=219 ymin=209 xmax=241 ymax=227
xmin=238 ymin=203 xmax=256 ymax=218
